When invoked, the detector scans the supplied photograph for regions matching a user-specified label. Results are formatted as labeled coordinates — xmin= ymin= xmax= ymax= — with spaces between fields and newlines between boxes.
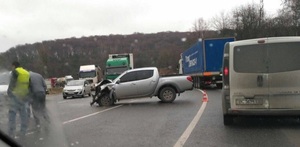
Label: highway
xmin=9 ymin=89 xmax=300 ymax=147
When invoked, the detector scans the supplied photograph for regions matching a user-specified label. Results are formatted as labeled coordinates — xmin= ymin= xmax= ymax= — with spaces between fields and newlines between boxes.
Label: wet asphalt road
xmin=5 ymin=89 xmax=300 ymax=147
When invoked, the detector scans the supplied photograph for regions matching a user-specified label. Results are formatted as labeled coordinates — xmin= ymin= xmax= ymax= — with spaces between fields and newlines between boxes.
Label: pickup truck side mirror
xmin=116 ymin=79 xmax=120 ymax=84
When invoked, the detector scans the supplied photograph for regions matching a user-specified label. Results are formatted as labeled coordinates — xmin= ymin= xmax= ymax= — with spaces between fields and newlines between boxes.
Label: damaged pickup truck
xmin=90 ymin=67 xmax=194 ymax=106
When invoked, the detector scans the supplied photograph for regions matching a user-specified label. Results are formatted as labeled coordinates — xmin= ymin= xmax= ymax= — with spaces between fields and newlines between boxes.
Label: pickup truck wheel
xmin=159 ymin=87 xmax=176 ymax=103
xmin=99 ymin=93 xmax=113 ymax=106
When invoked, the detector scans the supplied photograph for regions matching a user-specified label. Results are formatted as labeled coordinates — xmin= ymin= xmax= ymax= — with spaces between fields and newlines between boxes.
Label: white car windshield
xmin=67 ymin=80 xmax=84 ymax=86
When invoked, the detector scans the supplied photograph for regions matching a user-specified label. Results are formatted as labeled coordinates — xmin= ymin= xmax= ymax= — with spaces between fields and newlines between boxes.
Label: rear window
xmin=234 ymin=44 xmax=267 ymax=73
xmin=234 ymin=42 xmax=300 ymax=73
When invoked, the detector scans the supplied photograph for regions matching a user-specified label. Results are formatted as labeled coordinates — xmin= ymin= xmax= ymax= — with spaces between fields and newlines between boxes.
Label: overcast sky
xmin=0 ymin=0 xmax=282 ymax=53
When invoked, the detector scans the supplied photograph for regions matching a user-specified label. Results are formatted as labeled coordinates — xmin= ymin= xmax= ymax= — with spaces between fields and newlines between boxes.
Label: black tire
xmin=63 ymin=96 xmax=67 ymax=99
xmin=159 ymin=87 xmax=176 ymax=103
xmin=99 ymin=93 xmax=113 ymax=106
xmin=217 ymin=83 xmax=222 ymax=89
xmin=223 ymin=114 xmax=234 ymax=126
xmin=88 ymin=92 xmax=91 ymax=97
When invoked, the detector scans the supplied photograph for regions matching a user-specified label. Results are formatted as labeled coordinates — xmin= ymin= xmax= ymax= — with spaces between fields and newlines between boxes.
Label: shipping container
xmin=180 ymin=37 xmax=235 ymax=89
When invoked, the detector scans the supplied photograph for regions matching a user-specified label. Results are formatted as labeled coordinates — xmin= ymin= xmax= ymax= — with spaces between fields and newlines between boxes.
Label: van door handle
xmin=257 ymin=75 xmax=263 ymax=87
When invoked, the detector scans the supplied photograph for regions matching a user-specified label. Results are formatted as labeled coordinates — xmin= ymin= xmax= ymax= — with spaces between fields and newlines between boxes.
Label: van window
xmin=268 ymin=42 xmax=300 ymax=73
xmin=234 ymin=44 xmax=267 ymax=73
xmin=234 ymin=42 xmax=300 ymax=73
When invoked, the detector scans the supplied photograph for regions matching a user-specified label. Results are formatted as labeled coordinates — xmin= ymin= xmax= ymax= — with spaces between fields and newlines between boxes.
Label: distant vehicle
xmin=91 ymin=67 xmax=193 ymax=106
xmin=62 ymin=79 xmax=92 ymax=99
xmin=105 ymin=53 xmax=133 ymax=80
xmin=179 ymin=37 xmax=235 ymax=89
xmin=65 ymin=75 xmax=73 ymax=84
xmin=78 ymin=65 xmax=102 ymax=90
xmin=0 ymin=72 xmax=10 ymax=99
xmin=222 ymin=37 xmax=300 ymax=125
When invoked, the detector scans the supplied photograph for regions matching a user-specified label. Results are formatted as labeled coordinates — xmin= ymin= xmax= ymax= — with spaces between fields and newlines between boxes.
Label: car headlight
xmin=76 ymin=89 xmax=83 ymax=91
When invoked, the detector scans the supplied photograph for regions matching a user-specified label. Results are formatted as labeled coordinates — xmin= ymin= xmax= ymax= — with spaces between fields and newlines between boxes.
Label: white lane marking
xmin=173 ymin=89 xmax=208 ymax=147
xmin=62 ymin=99 xmax=149 ymax=125
xmin=58 ymin=100 xmax=68 ymax=104
xmin=63 ymin=105 xmax=123 ymax=125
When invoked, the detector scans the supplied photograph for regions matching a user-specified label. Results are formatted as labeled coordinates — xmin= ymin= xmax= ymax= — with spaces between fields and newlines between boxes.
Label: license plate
xmin=236 ymin=99 xmax=263 ymax=105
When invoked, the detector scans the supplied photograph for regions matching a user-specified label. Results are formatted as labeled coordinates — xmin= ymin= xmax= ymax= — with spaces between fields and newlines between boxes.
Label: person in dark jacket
xmin=7 ymin=61 xmax=30 ymax=138
xmin=29 ymin=71 xmax=49 ymax=129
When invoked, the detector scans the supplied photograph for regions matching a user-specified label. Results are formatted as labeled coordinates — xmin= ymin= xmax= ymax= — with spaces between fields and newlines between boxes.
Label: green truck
xmin=105 ymin=53 xmax=134 ymax=80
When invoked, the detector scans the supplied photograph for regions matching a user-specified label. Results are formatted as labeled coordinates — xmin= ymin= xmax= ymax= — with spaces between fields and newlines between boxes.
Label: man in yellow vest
xmin=7 ymin=61 xmax=30 ymax=138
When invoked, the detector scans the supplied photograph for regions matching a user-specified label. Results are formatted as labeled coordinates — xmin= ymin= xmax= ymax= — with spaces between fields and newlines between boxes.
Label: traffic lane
xmin=19 ymin=94 xmax=71 ymax=147
xmin=185 ymin=90 xmax=300 ymax=147
xmin=49 ymin=95 xmax=109 ymax=122
xmin=62 ymin=90 xmax=203 ymax=147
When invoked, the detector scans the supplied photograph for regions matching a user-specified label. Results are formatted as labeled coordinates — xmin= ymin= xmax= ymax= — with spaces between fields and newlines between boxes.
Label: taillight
xmin=187 ymin=76 xmax=193 ymax=82
xmin=224 ymin=67 xmax=229 ymax=76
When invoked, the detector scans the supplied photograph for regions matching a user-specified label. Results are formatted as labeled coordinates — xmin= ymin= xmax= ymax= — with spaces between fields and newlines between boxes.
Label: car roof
xmin=128 ymin=67 xmax=156 ymax=71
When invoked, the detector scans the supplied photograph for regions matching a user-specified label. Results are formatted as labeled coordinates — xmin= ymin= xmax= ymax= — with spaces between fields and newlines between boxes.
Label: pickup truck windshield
xmin=79 ymin=71 xmax=96 ymax=78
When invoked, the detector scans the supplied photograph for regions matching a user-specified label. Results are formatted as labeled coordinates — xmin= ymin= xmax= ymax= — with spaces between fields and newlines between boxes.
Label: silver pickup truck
xmin=91 ymin=67 xmax=194 ymax=106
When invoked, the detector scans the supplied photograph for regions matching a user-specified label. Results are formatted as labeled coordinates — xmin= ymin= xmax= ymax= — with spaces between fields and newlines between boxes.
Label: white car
xmin=63 ymin=79 xmax=91 ymax=99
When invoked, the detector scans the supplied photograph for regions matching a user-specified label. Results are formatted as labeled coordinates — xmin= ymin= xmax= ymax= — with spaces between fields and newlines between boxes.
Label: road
xmin=15 ymin=89 xmax=300 ymax=146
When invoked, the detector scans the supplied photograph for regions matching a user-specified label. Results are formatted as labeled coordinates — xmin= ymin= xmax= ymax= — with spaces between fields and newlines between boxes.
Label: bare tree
xmin=210 ymin=11 xmax=236 ymax=37
xmin=192 ymin=17 xmax=210 ymax=39
xmin=211 ymin=11 xmax=231 ymax=30
xmin=230 ymin=3 xmax=267 ymax=39
xmin=282 ymin=0 xmax=300 ymax=35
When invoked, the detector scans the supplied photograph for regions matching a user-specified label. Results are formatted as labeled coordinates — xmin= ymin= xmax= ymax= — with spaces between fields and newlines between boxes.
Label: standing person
xmin=90 ymin=66 xmax=104 ymax=106
xmin=7 ymin=61 xmax=30 ymax=138
xmin=29 ymin=71 xmax=49 ymax=130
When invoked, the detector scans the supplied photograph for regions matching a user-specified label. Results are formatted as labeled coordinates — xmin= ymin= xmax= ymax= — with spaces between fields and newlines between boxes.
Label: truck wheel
xmin=223 ymin=114 xmax=234 ymax=126
xmin=159 ymin=87 xmax=176 ymax=103
xmin=99 ymin=93 xmax=113 ymax=106
xmin=217 ymin=83 xmax=222 ymax=89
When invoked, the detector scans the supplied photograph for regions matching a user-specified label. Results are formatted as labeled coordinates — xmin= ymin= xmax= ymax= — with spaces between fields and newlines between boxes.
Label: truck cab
xmin=79 ymin=65 xmax=101 ymax=90
xmin=105 ymin=53 xmax=134 ymax=80
xmin=106 ymin=57 xmax=130 ymax=80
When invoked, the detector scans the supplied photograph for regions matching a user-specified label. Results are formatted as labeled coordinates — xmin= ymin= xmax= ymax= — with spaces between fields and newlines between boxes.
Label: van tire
xmin=223 ymin=114 xmax=234 ymax=125
xmin=159 ymin=87 xmax=176 ymax=103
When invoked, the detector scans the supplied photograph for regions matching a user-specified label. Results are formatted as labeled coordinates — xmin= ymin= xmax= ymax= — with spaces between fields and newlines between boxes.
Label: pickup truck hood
xmin=100 ymin=83 xmax=115 ymax=90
